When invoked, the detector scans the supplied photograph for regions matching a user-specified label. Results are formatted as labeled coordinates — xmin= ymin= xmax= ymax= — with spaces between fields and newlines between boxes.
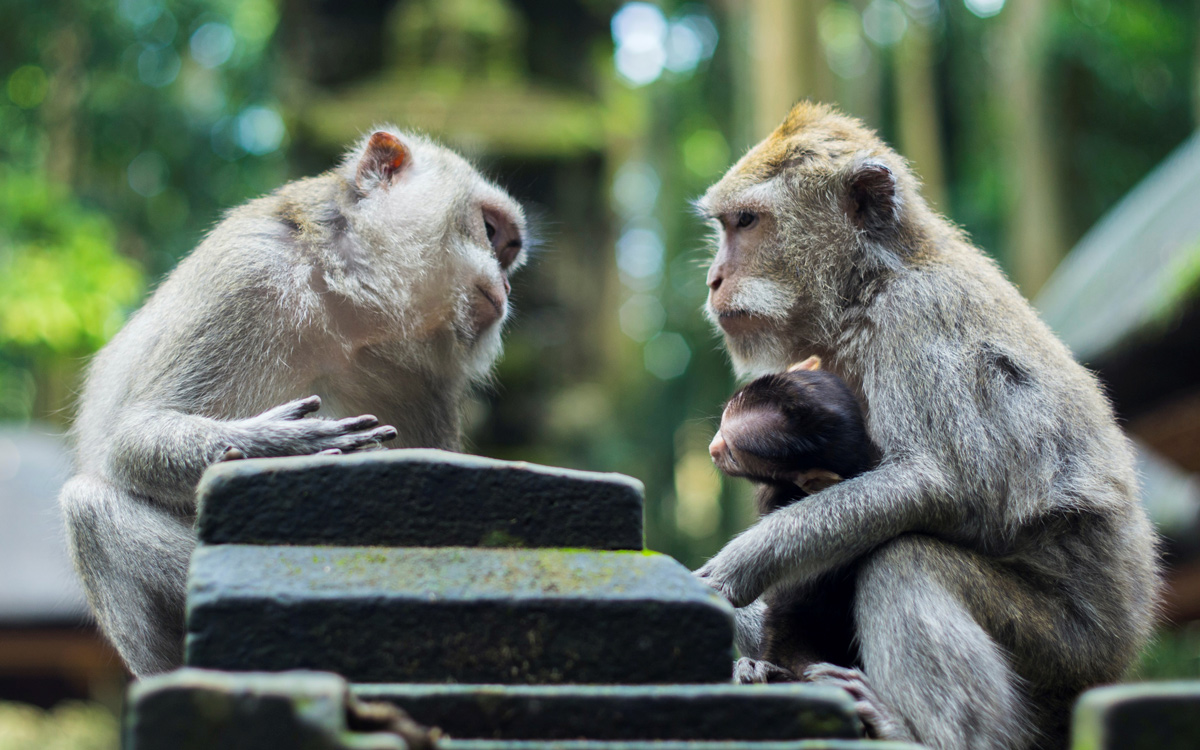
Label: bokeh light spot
xmin=127 ymin=151 xmax=168 ymax=197
xmin=619 ymin=294 xmax=667 ymax=342
xmin=645 ymin=332 xmax=691 ymax=379
xmin=964 ymin=0 xmax=1005 ymax=19
xmin=612 ymin=161 xmax=660 ymax=218
xmin=612 ymin=2 xmax=668 ymax=86
xmin=616 ymin=225 xmax=665 ymax=290
xmin=190 ymin=22 xmax=236 ymax=69
xmin=236 ymin=106 xmax=285 ymax=155
xmin=6 ymin=66 xmax=48 ymax=109
xmin=137 ymin=45 xmax=181 ymax=88
xmin=863 ymin=0 xmax=908 ymax=46
xmin=682 ymin=128 xmax=730 ymax=178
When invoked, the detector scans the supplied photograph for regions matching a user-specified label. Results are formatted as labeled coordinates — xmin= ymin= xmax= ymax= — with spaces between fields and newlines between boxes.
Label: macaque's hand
xmin=694 ymin=526 xmax=775 ymax=608
xmin=230 ymin=395 xmax=398 ymax=458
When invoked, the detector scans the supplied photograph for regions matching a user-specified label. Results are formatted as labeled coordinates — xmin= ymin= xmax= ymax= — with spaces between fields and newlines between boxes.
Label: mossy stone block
xmin=1072 ymin=681 xmax=1200 ymax=750
xmin=185 ymin=545 xmax=733 ymax=684
xmin=125 ymin=668 xmax=404 ymax=750
xmin=352 ymin=683 xmax=861 ymax=740
xmin=196 ymin=449 xmax=644 ymax=550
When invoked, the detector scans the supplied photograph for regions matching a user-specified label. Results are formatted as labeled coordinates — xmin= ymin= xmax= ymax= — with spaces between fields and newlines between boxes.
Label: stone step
xmin=196 ymin=449 xmax=644 ymax=550
xmin=439 ymin=742 xmax=924 ymax=750
xmin=352 ymin=683 xmax=862 ymax=741
xmin=125 ymin=669 xmax=408 ymax=750
xmin=186 ymin=545 xmax=733 ymax=684
xmin=1073 ymin=681 xmax=1200 ymax=750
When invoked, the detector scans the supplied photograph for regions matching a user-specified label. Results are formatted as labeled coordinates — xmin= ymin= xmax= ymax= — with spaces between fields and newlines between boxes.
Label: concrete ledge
xmin=125 ymin=668 xmax=405 ymax=750
xmin=1073 ymin=681 xmax=1200 ymax=750
xmin=196 ymin=449 xmax=644 ymax=549
xmin=186 ymin=546 xmax=733 ymax=684
xmin=353 ymin=683 xmax=861 ymax=740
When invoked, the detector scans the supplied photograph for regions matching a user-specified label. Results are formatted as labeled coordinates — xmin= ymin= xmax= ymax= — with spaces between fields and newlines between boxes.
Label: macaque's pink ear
xmin=356 ymin=131 xmax=409 ymax=192
xmin=845 ymin=159 xmax=897 ymax=233
xmin=787 ymin=356 xmax=822 ymax=372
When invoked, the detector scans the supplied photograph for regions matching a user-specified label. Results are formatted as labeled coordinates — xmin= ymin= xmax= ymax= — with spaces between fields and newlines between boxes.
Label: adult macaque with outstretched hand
xmin=694 ymin=102 xmax=1159 ymax=750
xmin=61 ymin=129 xmax=527 ymax=677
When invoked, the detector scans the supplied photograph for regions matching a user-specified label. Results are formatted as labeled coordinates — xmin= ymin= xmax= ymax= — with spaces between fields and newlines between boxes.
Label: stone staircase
xmin=123 ymin=450 xmax=913 ymax=749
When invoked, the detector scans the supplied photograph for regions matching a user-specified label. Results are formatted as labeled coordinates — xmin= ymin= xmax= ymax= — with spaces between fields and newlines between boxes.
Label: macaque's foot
xmin=803 ymin=663 xmax=908 ymax=740
xmin=733 ymin=657 xmax=800 ymax=684
xmin=237 ymin=395 xmax=398 ymax=457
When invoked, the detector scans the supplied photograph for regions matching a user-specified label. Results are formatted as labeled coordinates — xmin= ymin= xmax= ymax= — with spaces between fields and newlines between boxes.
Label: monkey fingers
xmin=302 ymin=417 xmax=398 ymax=454
xmin=803 ymin=663 xmax=907 ymax=741
xmin=257 ymin=394 xmax=324 ymax=421
xmin=236 ymin=400 xmax=398 ymax=457
xmin=733 ymin=657 xmax=800 ymax=684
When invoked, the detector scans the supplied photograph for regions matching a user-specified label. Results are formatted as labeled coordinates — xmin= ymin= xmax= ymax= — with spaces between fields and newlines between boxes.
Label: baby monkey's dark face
xmin=710 ymin=358 xmax=871 ymax=489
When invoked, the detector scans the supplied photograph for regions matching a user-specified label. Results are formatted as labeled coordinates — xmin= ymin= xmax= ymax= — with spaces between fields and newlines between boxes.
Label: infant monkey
xmin=710 ymin=356 xmax=874 ymax=681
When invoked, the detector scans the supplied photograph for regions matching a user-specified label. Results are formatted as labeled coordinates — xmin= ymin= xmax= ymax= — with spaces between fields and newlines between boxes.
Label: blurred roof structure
xmin=0 ymin=425 xmax=87 ymax=625
xmin=1035 ymin=131 xmax=1200 ymax=476
xmin=1036 ymin=131 xmax=1200 ymax=363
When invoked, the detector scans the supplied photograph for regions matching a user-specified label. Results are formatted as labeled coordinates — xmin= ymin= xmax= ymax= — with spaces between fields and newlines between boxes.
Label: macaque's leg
xmin=62 ymin=475 xmax=194 ymax=676
xmin=817 ymin=535 xmax=1035 ymax=750
xmin=733 ymin=598 xmax=767 ymax=658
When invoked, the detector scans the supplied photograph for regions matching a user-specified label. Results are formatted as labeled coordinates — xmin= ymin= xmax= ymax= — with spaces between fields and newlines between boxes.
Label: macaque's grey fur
xmin=61 ymin=129 xmax=526 ymax=676
xmin=695 ymin=102 xmax=1159 ymax=750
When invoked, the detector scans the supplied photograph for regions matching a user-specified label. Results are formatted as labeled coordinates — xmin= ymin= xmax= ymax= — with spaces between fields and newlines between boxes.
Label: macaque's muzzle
xmin=470 ymin=280 xmax=508 ymax=336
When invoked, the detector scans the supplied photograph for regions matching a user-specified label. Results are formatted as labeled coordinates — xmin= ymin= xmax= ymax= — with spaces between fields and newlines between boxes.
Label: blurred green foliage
xmin=0 ymin=0 xmax=287 ymax=419
xmin=0 ymin=170 xmax=141 ymax=354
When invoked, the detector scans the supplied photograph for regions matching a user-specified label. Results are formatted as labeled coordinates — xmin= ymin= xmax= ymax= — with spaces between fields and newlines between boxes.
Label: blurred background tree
xmin=3 ymin=1 xmax=1200 ymax=737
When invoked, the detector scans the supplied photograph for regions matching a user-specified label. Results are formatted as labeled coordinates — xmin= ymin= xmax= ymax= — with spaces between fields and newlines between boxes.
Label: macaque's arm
xmin=696 ymin=457 xmax=950 ymax=607
xmin=106 ymin=397 xmax=395 ymax=509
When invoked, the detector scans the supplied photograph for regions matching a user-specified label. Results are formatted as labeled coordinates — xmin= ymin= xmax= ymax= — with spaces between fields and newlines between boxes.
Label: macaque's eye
xmin=736 ymin=211 xmax=758 ymax=229
xmin=485 ymin=218 xmax=497 ymax=243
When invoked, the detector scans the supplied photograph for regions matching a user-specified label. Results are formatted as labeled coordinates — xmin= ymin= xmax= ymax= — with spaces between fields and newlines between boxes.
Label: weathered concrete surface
xmin=353 ymin=683 xmax=861 ymax=740
xmin=438 ymin=742 xmax=925 ymax=750
xmin=1072 ymin=681 xmax=1200 ymax=750
xmin=197 ymin=449 xmax=644 ymax=549
xmin=186 ymin=545 xmax=733 ymax=684
xmin=125 ymin=668 xmax=405 ymax=750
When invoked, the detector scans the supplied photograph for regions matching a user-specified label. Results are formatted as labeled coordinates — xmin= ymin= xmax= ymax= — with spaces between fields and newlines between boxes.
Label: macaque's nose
xmin=706 ymin=263 xmax=724 ymax=291
xmin=709 ymin=431 xmax=727 ymax=463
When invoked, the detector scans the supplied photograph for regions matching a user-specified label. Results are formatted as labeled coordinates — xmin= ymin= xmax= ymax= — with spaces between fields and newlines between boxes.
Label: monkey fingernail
xmin=221 ymin=447 xmax=245 ymax=461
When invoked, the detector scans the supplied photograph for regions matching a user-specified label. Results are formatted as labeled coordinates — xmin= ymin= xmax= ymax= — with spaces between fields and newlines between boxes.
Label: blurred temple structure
xmin=0 ymin=426 xmax=125 ymax=710
xmin=1037 ymin=132 xmax=1200 ymax=622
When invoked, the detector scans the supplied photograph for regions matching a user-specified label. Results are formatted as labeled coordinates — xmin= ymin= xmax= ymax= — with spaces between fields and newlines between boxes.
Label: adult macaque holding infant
xmin=695 ymin=102 xmax=1159 ymax=750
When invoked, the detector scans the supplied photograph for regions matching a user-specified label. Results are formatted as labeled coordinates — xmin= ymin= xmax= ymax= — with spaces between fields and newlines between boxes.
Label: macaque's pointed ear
xmin=356 ymin=131 xmax=410 ymax=192
xmin=787 ymin=356 xmax=822 ymax=372
xmin=845 ymin=159 xmax=898 ymax=233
